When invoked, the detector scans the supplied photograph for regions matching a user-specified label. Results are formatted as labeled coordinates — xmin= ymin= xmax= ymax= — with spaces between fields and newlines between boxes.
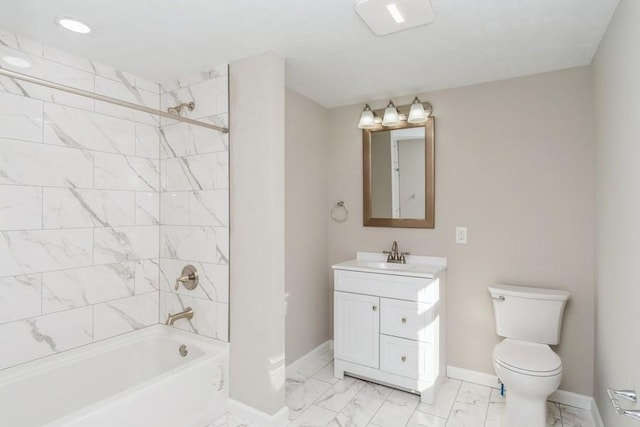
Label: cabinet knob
xmin=401 ymin=317 xmax=407 ymax=324
xmin=372 ymin=305 xmax=377 ymax=311
xmin=401 ymin=355 xmax=406 ymax=362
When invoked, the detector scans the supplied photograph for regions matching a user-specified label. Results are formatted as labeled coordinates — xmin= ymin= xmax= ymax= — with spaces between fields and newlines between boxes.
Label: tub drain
xmin=179 ymin=344 xmax=188 ymax=357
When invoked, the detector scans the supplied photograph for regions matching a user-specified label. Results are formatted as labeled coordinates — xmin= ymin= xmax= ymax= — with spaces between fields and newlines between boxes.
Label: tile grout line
xmin=445 ymin=380 xmax=463 ymax=425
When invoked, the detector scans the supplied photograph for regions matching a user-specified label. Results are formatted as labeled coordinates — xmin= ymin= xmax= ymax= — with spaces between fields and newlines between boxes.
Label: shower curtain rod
xmin=0 ymin=68 xmax=229 ymax=134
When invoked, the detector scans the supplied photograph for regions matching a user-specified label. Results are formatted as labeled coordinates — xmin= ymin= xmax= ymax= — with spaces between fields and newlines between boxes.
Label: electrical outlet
xmin=456 ymin=227 xmax=467 ymax=244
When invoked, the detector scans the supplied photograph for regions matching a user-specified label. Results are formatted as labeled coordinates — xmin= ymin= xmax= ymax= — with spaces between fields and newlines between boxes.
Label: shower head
xmin=167 ymin=101 xmax=195 ymax=117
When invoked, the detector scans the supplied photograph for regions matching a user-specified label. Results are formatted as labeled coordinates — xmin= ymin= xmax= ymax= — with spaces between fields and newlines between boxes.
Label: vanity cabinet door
xmin=334 ymin=291 xmax=380 ymax=368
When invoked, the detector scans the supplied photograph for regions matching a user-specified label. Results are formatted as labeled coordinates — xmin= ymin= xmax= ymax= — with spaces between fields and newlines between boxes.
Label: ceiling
xmin=0 ymin=0 xmax=619 ymax=108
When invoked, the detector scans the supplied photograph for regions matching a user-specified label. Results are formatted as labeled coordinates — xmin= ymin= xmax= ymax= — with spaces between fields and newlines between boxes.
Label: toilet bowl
xmin=488 ymin=284 xmax=570 ymax=427
xmin=493 ymin=338 xmax=562 ymax=427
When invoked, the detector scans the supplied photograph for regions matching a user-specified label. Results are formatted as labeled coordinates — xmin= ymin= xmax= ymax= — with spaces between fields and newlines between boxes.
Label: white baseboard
xmin=549 ymin=389 xmax=593 ymax=411
xmin=446 ymin=365 xmax=593 ymax=410
xmin=226 ymin=399 xmax=289 ymax=427
xmin=447 ymin=366 xmax=499 ymax=388
xmin=285 ymin=340 xmax=333 ymax=377
xmin=591 ymin=398 xmax=605 ymax=427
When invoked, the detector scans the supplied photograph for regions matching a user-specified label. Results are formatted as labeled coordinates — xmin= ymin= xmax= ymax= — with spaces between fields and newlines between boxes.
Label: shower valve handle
xmin=174 ymin=265 xmax=199 ymax=291
xmin=175 ymin=273 xmax=196 ymax=290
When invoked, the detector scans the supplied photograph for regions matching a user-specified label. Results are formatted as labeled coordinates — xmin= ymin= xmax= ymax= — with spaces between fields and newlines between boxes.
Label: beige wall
xmin=326 ymin=67 xmax=595 ymax=395
xmin=229 ymin=51 xmax=286 ymax=415
xmin=284 ymin=89 xmax=331 ymax=363
xmin=592 ymin=0 xmax=640 ymax=424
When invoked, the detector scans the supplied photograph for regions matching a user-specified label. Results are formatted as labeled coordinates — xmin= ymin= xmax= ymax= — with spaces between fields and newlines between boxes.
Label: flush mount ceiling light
xmin=355 ymin=0 xmax=435 ymax=36
xmin=358 ymin=97 xmax=432 ymax=129
xmin=57 ymin=17 xmax=91 ymax=34
xmin=1 ymin=56 xmax=31 ymax=68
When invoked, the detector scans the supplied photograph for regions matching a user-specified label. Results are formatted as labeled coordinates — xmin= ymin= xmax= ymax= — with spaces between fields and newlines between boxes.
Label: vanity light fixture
xmin=358 ymin=104 xmax=378 ymax=129
xmin=1 ymin=56 xmax=31 ymax=68
xmin=407 ymin=97 xmax=432 ymax=124
xmin=382 ymin=100 xmax=401 ymax=126
xmin=357 ymin=97 xmax=433 ymax=129
xmin=57 ymin=17 xmax=91 ymax=34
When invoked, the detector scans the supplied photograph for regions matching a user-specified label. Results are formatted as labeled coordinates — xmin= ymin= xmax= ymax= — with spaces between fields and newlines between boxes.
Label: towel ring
xmin=331 ymin=201 xmax=349 ymax=222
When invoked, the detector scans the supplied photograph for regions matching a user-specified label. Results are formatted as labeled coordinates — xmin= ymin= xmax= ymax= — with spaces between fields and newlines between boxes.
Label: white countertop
xmin=332 ymin=252 xmax=447 ymax=279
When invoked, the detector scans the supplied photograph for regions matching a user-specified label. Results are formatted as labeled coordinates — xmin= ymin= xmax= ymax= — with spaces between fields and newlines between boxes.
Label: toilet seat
xmin=494 ymin=339 xmax=562 ymax=377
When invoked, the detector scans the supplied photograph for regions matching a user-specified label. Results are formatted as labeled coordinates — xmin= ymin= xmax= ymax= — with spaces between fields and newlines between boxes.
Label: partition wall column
xmin=229 ymin=51 xmax=287 ymax=415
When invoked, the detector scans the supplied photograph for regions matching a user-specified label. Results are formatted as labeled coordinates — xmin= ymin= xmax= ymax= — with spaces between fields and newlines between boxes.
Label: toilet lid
xmin=494 ymin=339 xmax=562 ymax=376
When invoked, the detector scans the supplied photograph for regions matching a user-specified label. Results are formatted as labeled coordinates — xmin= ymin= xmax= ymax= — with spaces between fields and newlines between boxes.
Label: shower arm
xmin=167 ymin=101 xmax=196 ymax=117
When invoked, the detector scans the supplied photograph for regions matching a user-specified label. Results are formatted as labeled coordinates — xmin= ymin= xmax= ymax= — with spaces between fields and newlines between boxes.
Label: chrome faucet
xmin=165 ymin=307 xmax=194 ymax=325
xmin=384 ymin=240 xmax=409 ymax=264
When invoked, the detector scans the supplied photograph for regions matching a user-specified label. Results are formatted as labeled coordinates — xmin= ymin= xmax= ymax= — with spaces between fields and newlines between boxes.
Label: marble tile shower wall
xmin=0 ymin=30 xmax=162 ymax=370
xmin=159 ymin=68 xmax=230 ymax=342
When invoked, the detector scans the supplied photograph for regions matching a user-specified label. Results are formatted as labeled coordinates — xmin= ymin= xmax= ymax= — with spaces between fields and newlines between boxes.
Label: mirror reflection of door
xmin=395 ymin=132 xmax=425 ymax=219
xmin=371 ymin=127 xmax=425 ymax=219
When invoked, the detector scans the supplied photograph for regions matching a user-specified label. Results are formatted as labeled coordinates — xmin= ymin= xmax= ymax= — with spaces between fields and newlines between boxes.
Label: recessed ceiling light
xmin=57 ymin=18 xmax=91 ymax=34
xmin=2 ymin=56 xmax=31 ymax=68
xmin=386 ymin=4 xmax=405 ymax=24
xmin=356 ymin=0 xmax=435 ymax=36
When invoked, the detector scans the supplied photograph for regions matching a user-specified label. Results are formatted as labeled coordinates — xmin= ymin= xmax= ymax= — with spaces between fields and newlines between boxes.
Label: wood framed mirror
xmin=363 ymin=117 xmax=434 ymax=228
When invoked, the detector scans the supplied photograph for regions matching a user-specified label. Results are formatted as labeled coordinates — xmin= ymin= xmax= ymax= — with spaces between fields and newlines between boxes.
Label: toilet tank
xmin=488 ymin=283 xmax=570 ymax=345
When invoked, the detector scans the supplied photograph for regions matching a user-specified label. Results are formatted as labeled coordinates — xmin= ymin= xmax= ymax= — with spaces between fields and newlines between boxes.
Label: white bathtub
xmin=0 ymin=325 xmax=229 ymax=427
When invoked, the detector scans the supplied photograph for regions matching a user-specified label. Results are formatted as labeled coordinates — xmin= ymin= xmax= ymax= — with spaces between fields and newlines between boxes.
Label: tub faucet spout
xmin=165 ymin=307 xmax=194 ymax=325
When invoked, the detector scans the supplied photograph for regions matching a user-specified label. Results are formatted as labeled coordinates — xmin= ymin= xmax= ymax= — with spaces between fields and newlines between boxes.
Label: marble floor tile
xmin=315 ymin=376 xmax=367 ymax=413
xmin=287 ymin=378 xmax=333 ymax=420
xmin=334 ymin=382 xmax=393 ymax=427
xmin=298 ymin=350 xmax=334 ymax=378
xmin=445 ymin=382 xmax=491 ymax=427
xmin=559 ymin=404 xmax=596 ymax=427
xmin=369 ymin=389 xmax=420 ymax=427
xmin=313 ymin=361 xmax=340 ymax=385
xmin=287 ymin=371 xmax=310 ymax=395
xmin=484 ymin=388 xmax=505 ymax=427
xmin=407 ymin=410 xmax=448 ymax=427
xmin=276 ymin=351 xmax=599 ymax=427
xmin=547 ymin=402 xmax=563 ymax=427
xmin=415 ymin=378 xmax=462 ymax=419
xmin=288 ymin=405 xmax=338 ymax=427
xmin=207 ymin=412 xmax=253 ymax=427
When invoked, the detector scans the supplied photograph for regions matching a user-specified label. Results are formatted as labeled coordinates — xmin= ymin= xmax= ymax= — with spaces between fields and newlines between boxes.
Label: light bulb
xmin=382 ymin=101 xmax=401 ymax=126
xmin=358 ymin=104 xmax=377 ymax=129
xmin=407 ymin=97 xmax=427 ymax=124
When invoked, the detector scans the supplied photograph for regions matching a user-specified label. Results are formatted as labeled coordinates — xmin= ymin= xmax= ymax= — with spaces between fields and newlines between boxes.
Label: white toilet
xmin=488 ymin=283 xmax=570 ymax=427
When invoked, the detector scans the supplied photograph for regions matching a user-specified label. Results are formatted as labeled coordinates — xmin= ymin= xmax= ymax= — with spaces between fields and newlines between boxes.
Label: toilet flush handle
xmin=491 ymin=295 xmax=506 ymax=301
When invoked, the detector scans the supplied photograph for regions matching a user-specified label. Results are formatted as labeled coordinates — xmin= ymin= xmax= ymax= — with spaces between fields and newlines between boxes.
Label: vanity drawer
xmin=380 ymin=298 xmax=435 ymax=342
xmin=334 ymin=270 xmax=437 ymax=303
xmin=380 ymin=335 xmax=433 ymax=380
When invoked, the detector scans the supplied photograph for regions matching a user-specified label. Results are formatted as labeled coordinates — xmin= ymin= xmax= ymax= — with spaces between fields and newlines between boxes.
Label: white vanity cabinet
xmin=332 ymin=253 xmax=446 ymax=404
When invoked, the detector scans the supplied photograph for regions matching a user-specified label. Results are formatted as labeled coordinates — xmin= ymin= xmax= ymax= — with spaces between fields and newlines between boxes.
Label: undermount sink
xmin=364 ymin=262 xmax=416 ymax=271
